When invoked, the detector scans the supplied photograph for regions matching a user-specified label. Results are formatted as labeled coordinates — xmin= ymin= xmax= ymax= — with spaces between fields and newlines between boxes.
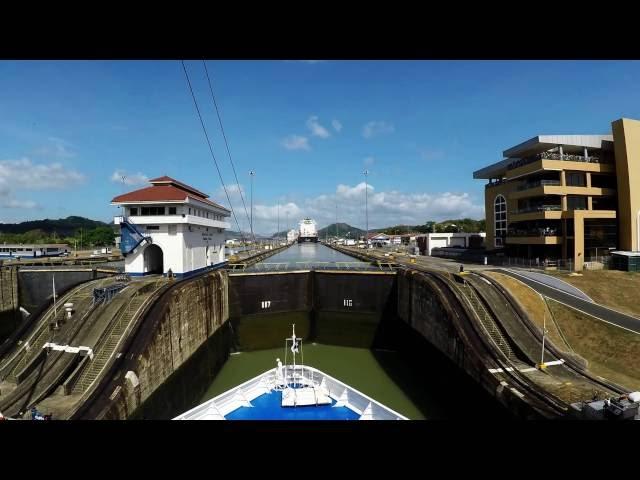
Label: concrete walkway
xmin=501 ymin=268 xmax=594 ymax=302
xmin=497 ymin=269 xmax=640 ymax=335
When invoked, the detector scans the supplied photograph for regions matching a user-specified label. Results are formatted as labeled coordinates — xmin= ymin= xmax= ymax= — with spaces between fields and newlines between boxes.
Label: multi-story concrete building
xmin=474 ymin=118 xmax=640 ymax=271
xmin=416 ymin=232 xmax=486 ymax=256
xmin=112 ymin=176 xmax=231 ymax=277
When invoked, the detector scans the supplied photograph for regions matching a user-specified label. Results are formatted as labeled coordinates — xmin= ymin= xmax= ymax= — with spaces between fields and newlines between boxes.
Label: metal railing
xmin=516 ymin=179 xmax=561 ymax=191
xmin=507 ymin=228 xmax=561 ymax=237
xmin=429 ymin=249 xmax=614 ymax=272
xmin=488 ymin=255 xmax=612 ymax=272
xmin=173 ymin=365 xmax=408 ymax=420
xmin=486 ymin=179 xmax=508 ymax=188
xmin=508 ymin=151 xmax=609 ymax=171
xmin=512 ymin=205 xmax=562 ymax=214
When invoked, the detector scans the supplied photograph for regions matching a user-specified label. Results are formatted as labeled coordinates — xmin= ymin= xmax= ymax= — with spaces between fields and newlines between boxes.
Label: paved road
xmin=497 ymin=268 xmax=640 ymax=335
xmin=503 ymin=269 xmax=593 ymax=302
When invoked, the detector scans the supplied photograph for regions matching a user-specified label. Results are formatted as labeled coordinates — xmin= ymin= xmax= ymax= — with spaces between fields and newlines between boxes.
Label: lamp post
xmin=363 ymin=169 xmax=369 ymax=248
xmin=537 ymin=291 xmax=548 ymax=370
xmin=249 ymin=170 xmax=255 ymax=248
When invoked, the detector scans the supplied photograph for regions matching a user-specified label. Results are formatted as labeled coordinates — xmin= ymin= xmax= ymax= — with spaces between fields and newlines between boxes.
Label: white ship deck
xmin=174 ymin=365 xmax=408 ymax=420
xmin=281 ymin=386 xmax=332 ymax=407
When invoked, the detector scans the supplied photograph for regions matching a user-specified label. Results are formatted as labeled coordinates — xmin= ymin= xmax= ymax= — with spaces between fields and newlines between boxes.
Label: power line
xmin=201 ymin=60 xmax=255 ymax=245
xmin=180 ymin=60 xmax=246 ymax=245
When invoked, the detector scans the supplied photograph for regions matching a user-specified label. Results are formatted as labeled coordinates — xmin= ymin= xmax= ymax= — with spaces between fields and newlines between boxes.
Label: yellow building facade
xmin=474 ymin=118 xmax=640 ymax=271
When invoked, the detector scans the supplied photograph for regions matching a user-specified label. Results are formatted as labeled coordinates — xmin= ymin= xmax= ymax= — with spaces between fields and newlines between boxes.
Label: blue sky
xmin=1 ymin=60 xmax=640 ymax=234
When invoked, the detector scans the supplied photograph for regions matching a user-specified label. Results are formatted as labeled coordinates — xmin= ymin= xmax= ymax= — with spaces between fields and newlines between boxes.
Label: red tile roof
xmin=148 ymin=176 xmax=209 ymax=198
xmin=111 ymin=178 xmax=230 ymax=212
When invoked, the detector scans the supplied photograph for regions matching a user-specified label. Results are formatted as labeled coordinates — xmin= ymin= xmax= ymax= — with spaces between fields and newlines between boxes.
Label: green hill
xmin=317 ymin=223 xmax=366 ymax=239
xmin=0 ymin=216 xmax=108 ymax=237
xmin=0 ymin=216 xmax=114 ymax=246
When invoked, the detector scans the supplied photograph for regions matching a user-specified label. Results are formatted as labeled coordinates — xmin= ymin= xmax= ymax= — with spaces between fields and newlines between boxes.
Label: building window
xmin=168 ymin=225 xmax=177 ymax=235
xmin=129 ymin=207 xmax=138 ymax=216
xmin=146 ymin=225 xmax=160 ymax=231
xmin=566 ymin=172 xmax=586 ymax=187
xmin=169 ymin=207 xmax=176 ymax=215
xmin=567 ymin=196 xmax=587 ymax=210
xmin=141 ymin=206 xmax=165 ymax=216
xmin=494 ymin=194 xmax=507 ymax=247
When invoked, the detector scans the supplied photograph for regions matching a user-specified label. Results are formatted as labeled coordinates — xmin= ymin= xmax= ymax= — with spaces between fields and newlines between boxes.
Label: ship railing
xmin=174 ymin=365 xmax=408 ymax=420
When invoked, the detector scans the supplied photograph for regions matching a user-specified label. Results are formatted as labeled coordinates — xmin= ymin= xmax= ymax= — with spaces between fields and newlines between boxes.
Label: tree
xmin=84 ymin=226 xmax=115 ymax=247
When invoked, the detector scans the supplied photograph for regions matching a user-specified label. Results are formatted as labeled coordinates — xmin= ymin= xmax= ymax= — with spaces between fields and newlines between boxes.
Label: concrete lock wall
xmin=227 ymin=271 xmax=397 ymax=350
xmin=99 ymin=270 xmax=230 ymax=420
xmin=18 ymin=269 xmax=112 ymax=313
xmin=0 ymin=267 xmax=19 ymax=342
xmin=396 ymin=269 xmax=498 ymax=393
xmin=396 ymin=269 xmax=467 ymax=366
xmin=395 ymin=269 xmax=536 ymax=418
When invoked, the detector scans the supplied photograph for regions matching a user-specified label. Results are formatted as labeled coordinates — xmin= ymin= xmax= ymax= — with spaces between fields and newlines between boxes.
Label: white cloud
xmin=224 ymin=183 xmax=245 ymax=196
xmin=362 ymin=121 xmax=395 ymax=139
xmin=1 ymin=198 xmax=38 ymax=209
xmin=111 ymin=169 xmax=149 ymax=186
xmin=306 ymin=116 xmax=331 ymax=139
xmin=0 ymin=157 xmax=85 ymax=210
xmin=253 ymin=202 xmax=302 ymax=222
xmin=332 ymin=119 xmax=342 ymax=132
xmin=282 ymin=135 xmax=311 ymax=151
xmin=246 ymin=182 xmax=483 ymax=235
xmin=215 ymin=183 xmax=247 ymax=202
xmin=0 ymin=158 xmax=85 ymax=190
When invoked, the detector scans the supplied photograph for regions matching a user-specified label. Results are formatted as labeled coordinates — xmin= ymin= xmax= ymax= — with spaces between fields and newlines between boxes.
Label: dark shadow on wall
xmin=0 ymin=310 xmax=20 ymax=344
xmin=128 ymin=323 xmax=233 ymax=420
xmin=371 ymin=319 xmax=512 ymax=420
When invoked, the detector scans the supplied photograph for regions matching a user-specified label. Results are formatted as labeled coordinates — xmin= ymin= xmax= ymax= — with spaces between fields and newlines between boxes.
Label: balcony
xmin=506 ymin=227 xmax=562 ymax=245
xmin=508 ymin=151 xmax=609 ymax=171
xmin=485 ymin=178 xmax=507 ymax=189
xmin=506 ymin=235 xmax=563 ymax=245
xmin=114 ymin=215 xmax=230 ymax=230
xmin=516 ymin=179 xmax=561 ymax=191
xmin=512 ymin=205 xmax=562 ymax=215
xmin=507 ymin=227 xmax=560 ymax=237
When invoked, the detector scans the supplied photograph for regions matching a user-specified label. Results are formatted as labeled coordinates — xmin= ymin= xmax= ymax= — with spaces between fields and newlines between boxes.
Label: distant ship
xmin=298 ymin=218 xmax=318 ymax=243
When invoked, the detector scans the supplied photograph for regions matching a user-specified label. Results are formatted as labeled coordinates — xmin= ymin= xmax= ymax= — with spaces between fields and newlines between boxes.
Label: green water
xmin=200 ymin=344 xmax=429 ymax=419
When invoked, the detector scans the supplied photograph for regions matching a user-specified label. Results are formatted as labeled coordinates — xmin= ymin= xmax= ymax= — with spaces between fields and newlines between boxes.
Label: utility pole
xmin=363 ymin=169 xmax=369 ymax=248
xmin=335 ymin=201 xmax=338 ymax=242
xmin=52 ymin=275 xmax=58 ymax=329
xmin=538 ymin=292 xmax=548 ymax=370
xmin=249 ymin=170 xmax=255 ymax=247
xmin=120 ymin=175 xmax=127 ymax=221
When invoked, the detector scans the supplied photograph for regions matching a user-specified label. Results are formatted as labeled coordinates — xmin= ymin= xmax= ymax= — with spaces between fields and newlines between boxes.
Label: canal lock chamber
xmin=130 ymin=266 xmax=511 ymax=420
